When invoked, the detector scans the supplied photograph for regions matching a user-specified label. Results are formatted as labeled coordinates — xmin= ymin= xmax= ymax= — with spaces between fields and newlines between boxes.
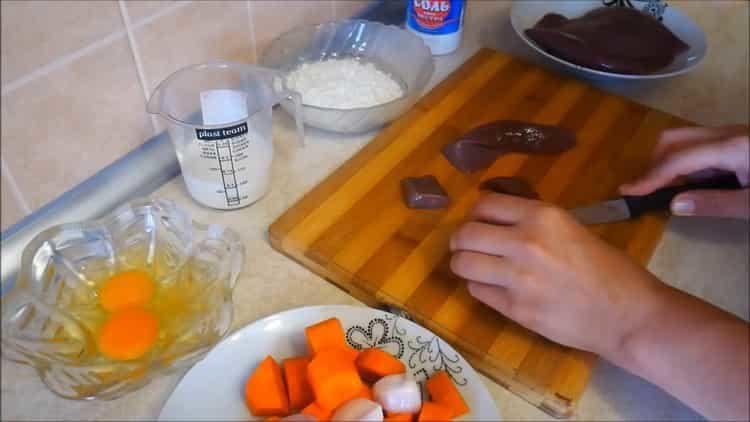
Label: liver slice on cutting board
xmin=442 ymin=120 xmax=576 ymax=173
xmin=401 ymin=175 xmax=450 ymax=209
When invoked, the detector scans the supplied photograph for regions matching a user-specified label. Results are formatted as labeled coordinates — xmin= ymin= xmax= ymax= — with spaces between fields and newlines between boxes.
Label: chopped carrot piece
xmin=425 ymin=371 xmax=469 ymax=417
xmin=385 ymin=412 xmax=414 ymax=421
xmin=340 ymin=346 xmax=360 ymax=362
xmin=354 ymin=384 xmax=373 ymax=401
xmin=245 ymin=356 xmax=290 ymax=417
xmin=302 ymin=402 xmax=332 ymax=421
xmin=355 ymin=348 xmax=406 ymax=382
xmin=417 ymin=402 xmax=453 ymax=421
xmin=307 ymin=348 xmax=364 ymax=410
xmin=264 ymin=418 xmax=281 ymax=422
xmin=305 ymin=318 xmax=348 ymax=355
xmin=283 ymin=357 xmax=315 ymax=410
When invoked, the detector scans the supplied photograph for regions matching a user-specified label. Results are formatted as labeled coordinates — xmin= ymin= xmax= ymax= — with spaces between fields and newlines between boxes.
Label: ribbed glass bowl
xmin=1 ymin=198 xmax=244 ymax=400
xmin=261 ymin=19 xmax=435 ymax=134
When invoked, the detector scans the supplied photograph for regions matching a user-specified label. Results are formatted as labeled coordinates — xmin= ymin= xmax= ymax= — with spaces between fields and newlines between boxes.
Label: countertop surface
xmin=2 ymin=1 xmax=748 ymax=420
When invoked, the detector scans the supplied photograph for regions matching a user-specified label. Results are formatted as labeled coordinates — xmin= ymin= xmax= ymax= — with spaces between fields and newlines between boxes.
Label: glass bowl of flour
xmin=261 ymin=20 xmax=435 ymax=134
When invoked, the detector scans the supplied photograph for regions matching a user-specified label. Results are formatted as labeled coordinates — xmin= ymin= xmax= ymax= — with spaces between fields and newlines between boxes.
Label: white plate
xmin=510 ymin=0 xmax=707 ymax=80
xmin=159 ymin=305 xmax=501 ymax=421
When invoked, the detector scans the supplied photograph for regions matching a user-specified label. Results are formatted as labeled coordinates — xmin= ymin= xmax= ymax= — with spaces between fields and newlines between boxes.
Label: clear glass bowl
xmin=261 ymin=19 xmax=435 ymax=134
xmin=1 ymin=198 xmax=244 ymax=399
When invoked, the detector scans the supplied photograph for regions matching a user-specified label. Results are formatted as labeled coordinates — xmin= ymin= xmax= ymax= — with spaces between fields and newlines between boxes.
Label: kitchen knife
xmin=569 ymin=174 xmax=743 ymax=224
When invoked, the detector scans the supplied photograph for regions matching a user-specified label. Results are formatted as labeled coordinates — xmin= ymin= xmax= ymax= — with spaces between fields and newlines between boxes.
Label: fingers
xmin=450 ymin=251 xmax=518 ymax=288
xmin=450 ymin=221 xmax=524 ymax=257
xmin=620 ymin=140 xmax=735 ymax=195
xmin=672 ymin=188 xmax=750 ymax=219
xmin=659 ymin=126 xmax=739 ymax=144
xmin=623 ymin=126 xmax=749 ymax=195
xmin=656 ymin=126 xmax=726 ymax=148
xmin=468 ymin=193 xmax=541 ymax=225
xmin=467 ymin=282 xmax=512 ymax=314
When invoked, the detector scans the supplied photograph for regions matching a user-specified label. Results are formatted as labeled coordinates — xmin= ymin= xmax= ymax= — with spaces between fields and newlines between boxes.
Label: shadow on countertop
xmin=585 ymin=360 xmax=706 ymax=421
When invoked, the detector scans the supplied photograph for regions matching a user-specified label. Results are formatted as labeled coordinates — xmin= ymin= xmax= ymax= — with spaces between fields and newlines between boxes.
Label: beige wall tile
xmin=0 ymin=38 xmax=153 ymax=211
xmin=1 ymin=0 xmax=124 ymax=86
xmin=124 ymin=0 xmax=187 ymax=23
xmin=134 ymin=0 xmax=255 ymax=95
xmin=333 ymin=0 xmax=373 ymax=19
xmin=251 ymin=1 xmax=334 ymax=59
xmin=1 ymin=170 xmax=27 ymax=231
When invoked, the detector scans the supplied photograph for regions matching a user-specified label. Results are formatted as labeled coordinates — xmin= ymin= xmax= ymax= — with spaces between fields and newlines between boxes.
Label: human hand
xmin=449 ymin=194 xmax=672 ymax=360
xmin=620 ymin=125 xmax=749 ymax=219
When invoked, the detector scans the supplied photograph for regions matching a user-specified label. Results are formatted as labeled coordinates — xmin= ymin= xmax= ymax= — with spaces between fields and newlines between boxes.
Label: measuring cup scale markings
xmin=148 ymin=62 xmax=304 ymax=210
xmin=186 ymin=121 xmax=270 ymax=209
xmin=197 ymin=123 xmax=249 ymax=207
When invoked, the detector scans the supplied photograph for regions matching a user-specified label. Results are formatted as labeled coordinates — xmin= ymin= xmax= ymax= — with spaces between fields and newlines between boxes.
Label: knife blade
xmin=569 ymin=174 xmax=743 ymax=225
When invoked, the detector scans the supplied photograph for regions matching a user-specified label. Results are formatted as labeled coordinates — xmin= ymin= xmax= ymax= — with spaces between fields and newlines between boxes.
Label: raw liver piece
xmin=480 ymin=177 xmax=540 ymax=199
xmin=458 ymin=120 xmax=576 ymax=154
xmin=401 ymin=176 xmax=449 ymax=209
xmin=524 ymin=7 xmax=689 ymax=74
xmin=441 ymin=142 xmax=501 ymax=174
xmin=442 ymin=120 xmax=576 ymax=173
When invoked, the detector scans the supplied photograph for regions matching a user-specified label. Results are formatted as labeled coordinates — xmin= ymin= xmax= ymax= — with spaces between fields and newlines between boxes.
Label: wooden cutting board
xmin=269 ymin=49 xmax=689 ymax=418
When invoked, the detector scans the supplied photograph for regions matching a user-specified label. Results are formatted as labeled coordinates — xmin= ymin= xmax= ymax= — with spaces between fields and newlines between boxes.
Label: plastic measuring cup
xmin=148 ymin=62 xmax=304 ymax=210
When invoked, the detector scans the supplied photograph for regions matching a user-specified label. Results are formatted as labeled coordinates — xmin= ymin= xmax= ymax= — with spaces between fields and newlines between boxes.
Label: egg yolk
xmin=99 ymin=270 xmax=155 ymax=312
xmin=97 ymin=308 xmax=159 ymax=361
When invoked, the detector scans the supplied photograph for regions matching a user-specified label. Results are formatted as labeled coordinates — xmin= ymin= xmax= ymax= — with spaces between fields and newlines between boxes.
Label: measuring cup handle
xmin=270 ymin=73 xmax=305 ymax=147
xmin=282 ymin=90 xmax=305 ymax=148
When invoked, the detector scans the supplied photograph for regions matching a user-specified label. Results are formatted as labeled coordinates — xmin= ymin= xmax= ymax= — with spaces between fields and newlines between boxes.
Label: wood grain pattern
xmin=269 ymin=49 xmax=690 ymax=418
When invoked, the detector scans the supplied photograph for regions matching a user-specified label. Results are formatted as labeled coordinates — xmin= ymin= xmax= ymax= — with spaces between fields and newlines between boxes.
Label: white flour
xmin=285 ymin=58 xmax=404 ymax=109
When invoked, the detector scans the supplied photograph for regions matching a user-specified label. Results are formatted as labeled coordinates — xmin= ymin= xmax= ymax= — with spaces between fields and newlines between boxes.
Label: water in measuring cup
xmin=178 ymin=89 xmax=273 ymax=210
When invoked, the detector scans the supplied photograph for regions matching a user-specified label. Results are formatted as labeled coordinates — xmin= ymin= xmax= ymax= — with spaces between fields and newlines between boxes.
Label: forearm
xmin=611 ymin=285 xmax=749 ymax=421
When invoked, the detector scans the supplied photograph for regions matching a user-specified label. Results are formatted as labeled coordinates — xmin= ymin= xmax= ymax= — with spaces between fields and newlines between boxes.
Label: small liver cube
xmin=401 ymin=176 xmax=450 ymax=209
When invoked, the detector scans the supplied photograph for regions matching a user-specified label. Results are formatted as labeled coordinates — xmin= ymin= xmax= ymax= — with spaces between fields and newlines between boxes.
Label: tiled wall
xmin=0 ymin=0 xmax=373 ymax=231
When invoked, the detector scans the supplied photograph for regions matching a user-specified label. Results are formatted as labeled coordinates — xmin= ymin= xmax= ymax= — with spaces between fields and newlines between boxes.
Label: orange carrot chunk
xmin=305 ymin=318 xmax=348 ymax=355
xmin=245 ymin=356 xmax=290 ymax=417
xmin=307 ymin=348 xmax=364 ymax=410
xmin=417 ymin=402 xmax=453 ymax=422
xmin=302 ymin=402 xmax=332 ymax=421
xmin=283 ymin=357 xmax=315 ymax=411
xmin=355 ymin=348 xmax=406 ymax=382
xmin=425 ymin=371 xmax=469 ymax=418
xmin=385 ymin=412 xmax=414 ymax=421
xmin=340 ymin=346 xmax=360 ymax=362
xmin=354 ymin=384 xmax=374 ymax=401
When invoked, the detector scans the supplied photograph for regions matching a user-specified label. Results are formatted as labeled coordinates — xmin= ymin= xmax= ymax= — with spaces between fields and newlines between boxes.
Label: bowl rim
xmin=2 ymin=197 xmax=244 ymax=368
xmin=260 ymin=18 xmax=436 ymax=112
xmin=509 ymin=0 xmax=708 ymax=80
xmin=147 ymin=61 xmax=281 ymax=129
xmin=8 ymin=197 xmax=243 ymax=295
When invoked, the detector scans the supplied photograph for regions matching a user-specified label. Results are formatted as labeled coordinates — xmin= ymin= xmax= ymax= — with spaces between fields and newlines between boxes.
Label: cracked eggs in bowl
xmin=1 ymin=198 xmax=244 ymax=399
